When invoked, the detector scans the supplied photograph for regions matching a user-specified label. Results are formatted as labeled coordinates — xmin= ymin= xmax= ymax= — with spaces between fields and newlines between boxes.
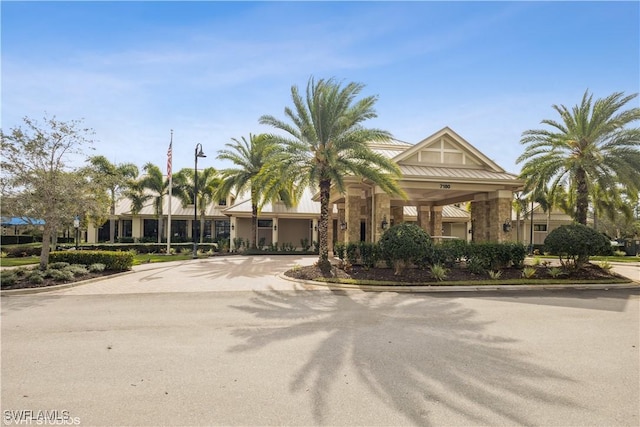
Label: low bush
xmin=430 ymin=264 xmax=449 ymax=281
xmin=544 ymin=224 xmax=610 ymax=270
xmin=378 ymin=223 xmax=431 ymax=275
xmin=358 ymin=242 xmax=379 ymax=270
xmin=49 ymin=251 xmax=133 ymax=271
xmin=88 ymin=263 xmax=106 ymax=273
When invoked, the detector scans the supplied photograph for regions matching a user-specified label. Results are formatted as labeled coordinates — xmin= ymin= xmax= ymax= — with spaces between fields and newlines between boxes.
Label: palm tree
xmin=518 ymin=90 xmax=640 ymax=225
xmin=139 ymin=163 xmax=169 ymax=243
xmin=259 ymin=77 xmax=404 ymax=269
xmin=217 ymin=134 xmax=291 ymax=249
xmin=86 ymin=156 xmax=139 ymax=243
xmin=124 ymin=181 xmax=151 ymax=216
xmin=172 ymin=167 xmax=223 ymax=243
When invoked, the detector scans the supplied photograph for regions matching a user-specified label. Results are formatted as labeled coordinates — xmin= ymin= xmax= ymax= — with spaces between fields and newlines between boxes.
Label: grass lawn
xmin=0 ymin=253 xmax=200 ymax=268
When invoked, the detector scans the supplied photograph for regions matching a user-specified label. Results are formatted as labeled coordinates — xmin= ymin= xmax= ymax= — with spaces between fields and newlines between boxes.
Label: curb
xmin=278 ymin=273 xmax=640 ymax=293
xmin=0 ymin=270 xmax=134 ymax=296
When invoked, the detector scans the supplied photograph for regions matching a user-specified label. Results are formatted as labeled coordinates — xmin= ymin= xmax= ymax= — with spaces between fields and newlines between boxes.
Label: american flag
xmin=167 ymin=139 xmax=173 ymax=179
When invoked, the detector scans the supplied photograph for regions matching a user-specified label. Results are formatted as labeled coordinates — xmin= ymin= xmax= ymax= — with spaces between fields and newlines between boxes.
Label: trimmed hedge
xmin=49 ymin=250 xmax=134 ymax=271
xmin=56 ymin=242 xmax=219 ymax=254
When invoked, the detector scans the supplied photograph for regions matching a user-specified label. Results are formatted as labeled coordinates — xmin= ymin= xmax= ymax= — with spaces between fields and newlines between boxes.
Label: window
xmin=257 ymin=219 xmax=273 ymax=228
xmin=218 ymin=199 xmax=227 ymax=206
xmin=214 ymin=220 xmax=230 ymax=240
xmin=533 ymin=224 xmax=547 ymax=232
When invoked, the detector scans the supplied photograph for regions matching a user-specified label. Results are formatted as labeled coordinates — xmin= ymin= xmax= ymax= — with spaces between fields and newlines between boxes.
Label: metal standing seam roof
xmin=399 ymin=164 xmax=520 ymax=181
xmin=222 ymin=189 xmax=321 ymax=216
xmin=115 ymin=195 xmax=228 ymax=217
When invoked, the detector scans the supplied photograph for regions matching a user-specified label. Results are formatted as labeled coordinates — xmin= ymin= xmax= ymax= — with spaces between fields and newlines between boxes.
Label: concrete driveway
xmin=48 ymin=255 xmax=322 ymax=295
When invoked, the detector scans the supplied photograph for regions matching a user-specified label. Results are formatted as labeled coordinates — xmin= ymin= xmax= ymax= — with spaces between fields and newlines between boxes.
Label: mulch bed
xmin=285 ymin=262 xmax=625 ymax=284
xmin=1 ymin=270 xmax=123 ymax=291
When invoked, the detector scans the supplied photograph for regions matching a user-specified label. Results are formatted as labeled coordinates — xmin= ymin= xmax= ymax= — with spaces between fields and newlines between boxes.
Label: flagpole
xmin=166 ymin=130 xmax=173 ymax=255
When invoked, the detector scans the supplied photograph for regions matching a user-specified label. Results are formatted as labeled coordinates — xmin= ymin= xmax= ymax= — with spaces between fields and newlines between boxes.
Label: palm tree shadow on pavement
xmin=228 ymin=288 xmax=579 ymax=425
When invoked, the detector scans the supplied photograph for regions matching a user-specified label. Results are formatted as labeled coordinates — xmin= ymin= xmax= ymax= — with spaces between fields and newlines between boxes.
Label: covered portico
xmin=327 ymin=127 xmax=524 ymax=247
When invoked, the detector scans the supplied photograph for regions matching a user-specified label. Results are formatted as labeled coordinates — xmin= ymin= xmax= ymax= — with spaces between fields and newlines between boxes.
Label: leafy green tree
xmin=86 ymin=155 xmax=138 ymax=243
xmin=172 ymin=167 xmax=222 ymax=243
xmin=260 ymin=77 xmax=404 ymax=270
xmin=217 ymin=134 xmax=292 ymax=249
xmin=1 ymin=116 xmax=108 ymax=268
xmin=138 ymin=162 xmax=169 ymax=243
xmin=518 ymin=90 xmax=640 ymax=225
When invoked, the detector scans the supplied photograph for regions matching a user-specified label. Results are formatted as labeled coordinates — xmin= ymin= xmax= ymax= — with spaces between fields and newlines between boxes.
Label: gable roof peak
xmin=392 ymin=127 xmax=506 ymax=173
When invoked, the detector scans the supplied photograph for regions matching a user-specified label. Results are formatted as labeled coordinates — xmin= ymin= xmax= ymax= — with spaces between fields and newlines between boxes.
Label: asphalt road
xmin=2 ymin=282 xmax=639 ymax=426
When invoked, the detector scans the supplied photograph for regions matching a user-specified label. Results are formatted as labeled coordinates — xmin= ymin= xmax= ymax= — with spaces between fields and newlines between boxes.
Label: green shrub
xmin=599 ymin=260 xmax=613 ymax=271
xmin=522 ymin=266 xmax=537 ymax=278
xmin=334 ymin=243 xmax=346 ymax=261
xmin=430 ymin=263 xmax=449 ymax=281
xmin=488 ymin=270 xmax=502 ymax=280
xmin=27 ymin=271 xmax=45 ymax=284
xmin=358 ymin=242 xmax=379 ymax=270
xmin=345 ymin=242 xmax=359 ymax=265
xmin=1 ymin=272 xmax=17 ymax=286
xmin=544 ymin=224 xmax=610 ymax=270
xmin=49 ymin=251 xmax=133 ymax=271
xmin=48 ymin=268 xmax=75 ymax=282
xmin=425 ymin=240 xmax=468 ymax=268
xmin=548 ymin=267 xmax=566 ymax=278
xmin=300 ymin=238 xmax=311 ymax=252
xmin=88 ymin=263 xmax=106 ymax=273
xmin=378 ymin=223 xmax=431 ymax=275
xmin=49 ymin=262 xmax=70 ymax=270
xmin=466 ymin=257 xmax=486 ymax=275
xmin=67 ymin=264 xmax=89 ymax=276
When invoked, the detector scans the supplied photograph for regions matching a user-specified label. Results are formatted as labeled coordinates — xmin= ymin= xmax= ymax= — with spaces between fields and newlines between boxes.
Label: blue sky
xmin=2 ymin=1 xmax=638 ymax=175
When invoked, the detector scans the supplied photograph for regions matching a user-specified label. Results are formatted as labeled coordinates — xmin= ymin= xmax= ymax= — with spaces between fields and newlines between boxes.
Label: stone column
xmin=345 ymin=187 xmax=361 ymax=243
xmin=374 ymin=191 xmax=390 ymax=242
xmin=488 ymin=190 xmax=514 ymax=243
xmin=429 ymin=206 xmax=443 ymax=236
xmin=365 ymin=194 xmax=372 ymax=242
xmin=337 ymin=203 xmax=346 ymax=245
xmin=418 ymin=205 xmax=430 ymax=233
xmin=391 ymin=206 xmax=404 ymax=225
xmin=470 ymin=194 xmax=489 ymax=242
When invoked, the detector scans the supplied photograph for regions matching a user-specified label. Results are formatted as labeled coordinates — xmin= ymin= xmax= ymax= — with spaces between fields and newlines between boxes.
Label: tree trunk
xmin=251 ymin=203 xmax=258 ymax=249
xmin=109 ymin=198 xmax=116 ymax=244
xmin=575 ymin=167 xmax=589 ymax=225
xmin=317 ymin=179 xmax=331 ymax=272
xmin=39 ymin=224 xmax=52 ymax=270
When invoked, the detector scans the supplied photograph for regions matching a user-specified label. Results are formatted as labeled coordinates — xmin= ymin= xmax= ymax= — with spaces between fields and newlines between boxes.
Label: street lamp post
xmin=193 ymin=143 xmax=206 ymax=258
xmin=73 ymin=217 xmax=80 ymax=250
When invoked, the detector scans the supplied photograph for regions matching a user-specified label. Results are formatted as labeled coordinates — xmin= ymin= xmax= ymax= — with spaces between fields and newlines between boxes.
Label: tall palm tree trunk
xmin=575 ymin=167 xmax=589 ymax=225
xmin=251 ymin=204 xmax=258 ymax=249
xmin=318 ymin=179 xmax=331 ymax=271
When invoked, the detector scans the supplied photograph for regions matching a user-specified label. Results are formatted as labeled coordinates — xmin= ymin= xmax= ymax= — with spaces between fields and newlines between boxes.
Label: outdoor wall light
xmin=503 ymin=219 xmax=512 ymax=233
xmin=273 ymin=224 xmax=277 ymax=231
xmin=381 ymin=216 xmax=388 ymax=230
xmin=231 ymin=224 xmax=235 ymax=231
xmin=340 ymin=221 xmax=347 ymax=230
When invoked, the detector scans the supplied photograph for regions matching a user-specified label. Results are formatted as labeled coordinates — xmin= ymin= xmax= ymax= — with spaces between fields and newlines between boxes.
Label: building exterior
xmin=88 ymin=127 xmax=526 ymax=249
